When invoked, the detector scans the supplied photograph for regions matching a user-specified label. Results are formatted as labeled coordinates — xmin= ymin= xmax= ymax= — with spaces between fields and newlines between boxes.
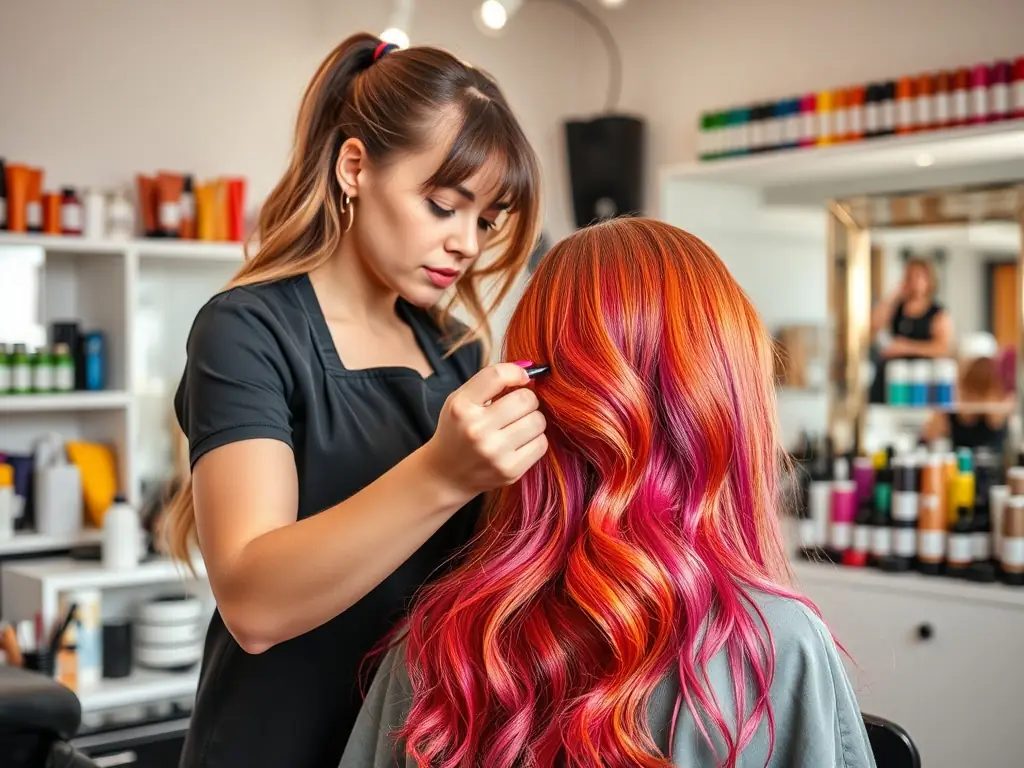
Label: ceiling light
xmin=915 ymin=153 xmax=935 ymax=168
xmin=380 ymin=27 xmax=410 ymax=48
xmin=475 ymin=0 xmax=523 ymax=34
xmin=381 ymin=0 xmax=414 ymax=48
xmin=598 ymin=0 xmax=629 ymax=7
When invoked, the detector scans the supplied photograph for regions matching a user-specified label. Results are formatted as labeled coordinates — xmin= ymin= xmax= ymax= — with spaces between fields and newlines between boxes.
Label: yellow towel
xmin=65 ymin=441 xmax=118 ymax=527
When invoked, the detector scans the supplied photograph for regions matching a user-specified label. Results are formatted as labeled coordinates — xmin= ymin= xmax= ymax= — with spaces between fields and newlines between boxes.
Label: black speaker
xmin=564 ymin=114 xmax=645 ymax=229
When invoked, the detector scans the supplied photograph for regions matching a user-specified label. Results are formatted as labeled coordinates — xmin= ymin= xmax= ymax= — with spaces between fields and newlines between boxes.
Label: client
xmin=341 ymin=218 xmax=876 ymax=767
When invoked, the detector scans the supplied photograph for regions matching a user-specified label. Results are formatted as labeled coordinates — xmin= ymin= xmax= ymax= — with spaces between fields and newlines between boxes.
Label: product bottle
xmin=990 ymin=61 xmax=1012 ymax=121
xmin=946 ymin=504 xmax=974 ymax=577
xmin=816 ymin=90 xmax=833 ymax=146
xmin=1014 ymin=57 xmax=1024 ymax=119
xmin=10 ymin=344 xmax=31 ymax=394
xmin=916 ymin=493 xmax=946 ymax=575
xmin=832 ymin=88 xmax=848 ymax=143
xmin=879 ymin=81 xmax=897 ymax=135
xmin=844 ymin=498 xmax=873 ymax=567
xmin=179 ymin=175 xmax=196 ymax=239
xmin=82 ymin=188 xmax=105 ymax=240
xmin=803 ymin=442 xmax=833 ymax=557
xmin=972 ymin=503 xmax=992 ymax=563
xmin=1001 ymin=495 xmax=1024 ymax=586
xmin=102 ymin=495 xmax=141 ymax=571
xmin=915 ymin=73 xmax=934 ymax=131
xmin=829 ymin=476 xmax=856 ymax=559
xmin=933 ymin=71 xmax=952 ymax=128
xmin=870 ymin=449 xmax=894 ymax=565
xmin=970 ymin=64 xmax=990 ymax=124
xmin=60 ymin=188 xmax=83 ymax=236
xmin=847 ymin=86 xmax=865 ymax=141
xmin=990 ymin=484 xmax=1010 ymax=567
xmin=891 ymin=456 xmax=920 ymax=526
xmin=106 ymin=188 xmax=135 ymax=240
xmin=53 ymin=343 xmax=75 ymax=392
xmin=0 ymin=464 xmax=14 ymax=541
xmin=864 ymin=84 xmax=881 ymax=138
xmin=896 ymin=77 xmax=916 ymax=134
xmin=0 ymin=344 xmax=10 ymax=392
xmin=31 ymin=346 xmax=53 ymax=392
xmin=952 ymin=68 xmax=971 ymax=126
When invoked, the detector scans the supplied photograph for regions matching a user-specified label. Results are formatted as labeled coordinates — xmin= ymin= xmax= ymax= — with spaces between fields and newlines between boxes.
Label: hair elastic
xmin=373 ymin=42 xmax=398 ymax=62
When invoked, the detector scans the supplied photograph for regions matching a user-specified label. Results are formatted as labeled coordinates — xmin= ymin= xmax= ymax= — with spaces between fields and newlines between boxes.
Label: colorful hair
xmin=399 ymin=218 xmax=814 ymax=767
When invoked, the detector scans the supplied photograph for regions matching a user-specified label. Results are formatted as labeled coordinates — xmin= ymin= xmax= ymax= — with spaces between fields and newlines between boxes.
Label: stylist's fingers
xmin=503 ymin=409 xmax=547 ymax=450
xmin=510 ymin=433 xmax=550 ymax=480
xmin=485 ymin=386 xmax=540 ymax=430
xmin=460 ymin=363 xmax=530 ymax=407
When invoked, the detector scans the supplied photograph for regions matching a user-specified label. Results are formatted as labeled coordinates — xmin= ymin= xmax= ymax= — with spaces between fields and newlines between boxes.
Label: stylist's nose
xmin=447 ymin=219 xmax=480 ymax=261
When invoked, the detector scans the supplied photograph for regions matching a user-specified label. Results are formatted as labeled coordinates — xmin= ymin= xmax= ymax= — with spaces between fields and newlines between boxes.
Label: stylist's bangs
xmin=422 ymin=95 xmax=535 ymax=218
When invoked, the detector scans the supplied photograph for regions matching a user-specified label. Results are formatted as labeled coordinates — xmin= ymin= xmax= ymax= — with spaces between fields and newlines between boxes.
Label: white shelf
xmin=0 ymin=232 xmax=245 ymax=262
xmin=0 ymin=390 xmax=131 ymax=412
xmin=661 ymin=119 xmax=1024 ymax=204
xmin=792 ymin=560 xmax=1024 ymax=609
xmin=76 ymin=667 xmax=199 ymax=713
xmin=2 ymin=556 xmax=207 ymax=591
xmin=0 ymin=528 xmax=103 ymax=557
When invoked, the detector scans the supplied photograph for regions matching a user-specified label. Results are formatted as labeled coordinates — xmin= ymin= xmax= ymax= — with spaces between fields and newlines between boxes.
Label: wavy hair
xmin=397 ymin=217 xmax=816 ymax=767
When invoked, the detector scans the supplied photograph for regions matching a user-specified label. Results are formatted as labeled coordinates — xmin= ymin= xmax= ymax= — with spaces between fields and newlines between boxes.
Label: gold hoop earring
xmin=341 ymin=193 xmax=354 ymax=233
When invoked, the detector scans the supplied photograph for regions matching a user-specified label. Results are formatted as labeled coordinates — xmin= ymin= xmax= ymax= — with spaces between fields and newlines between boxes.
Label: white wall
xmin=0 ymin=0 xmax=323 ymax=217
xmin=599 ymin=0 xmax=1024 ymax=210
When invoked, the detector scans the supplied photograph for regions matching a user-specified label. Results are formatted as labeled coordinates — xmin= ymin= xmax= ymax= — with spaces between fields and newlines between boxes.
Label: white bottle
xmin=106 ymin=188 xmax=135 ymax=241
xmin=83 ymin=188 xmax=107 ymax=240
xmin=103 ymin=495 xmax=141 ymax=570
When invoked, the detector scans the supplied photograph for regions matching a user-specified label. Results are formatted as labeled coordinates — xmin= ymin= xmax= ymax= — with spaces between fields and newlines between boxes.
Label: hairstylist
xmin=869 ymin=257 xmax=953 ymax=402
xmin=163 ymin=33 xmax=546 ymax=768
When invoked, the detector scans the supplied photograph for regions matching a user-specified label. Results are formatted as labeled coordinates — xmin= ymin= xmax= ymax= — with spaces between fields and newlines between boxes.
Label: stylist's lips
xmin=425 ymin=266 xmax=460 ymax=288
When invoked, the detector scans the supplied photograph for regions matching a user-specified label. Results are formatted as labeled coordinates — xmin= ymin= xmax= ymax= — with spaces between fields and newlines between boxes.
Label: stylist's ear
xmin=335 ymin=137 xmax=367 ymax=199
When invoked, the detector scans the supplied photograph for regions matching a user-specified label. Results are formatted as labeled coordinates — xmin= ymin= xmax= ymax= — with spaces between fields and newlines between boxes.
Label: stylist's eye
xmin=427 ymin=199 xmax=454 ymax=219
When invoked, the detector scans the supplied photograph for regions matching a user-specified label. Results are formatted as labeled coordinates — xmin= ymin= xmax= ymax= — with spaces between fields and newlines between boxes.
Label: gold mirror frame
xmin=827 ymin=183 xmax=1024 ymax=454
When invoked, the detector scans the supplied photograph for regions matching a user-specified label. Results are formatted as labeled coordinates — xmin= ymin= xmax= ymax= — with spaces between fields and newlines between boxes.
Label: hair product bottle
xmin=870 ymin=449 xmax=894 ymax=565
xmin=917 ymin=493 xmax=946 ymax=575
xmin=1000 ymin=496 xmax=1024 ymax=586
xmin=946 ymin=504 xmax=975 ymax=578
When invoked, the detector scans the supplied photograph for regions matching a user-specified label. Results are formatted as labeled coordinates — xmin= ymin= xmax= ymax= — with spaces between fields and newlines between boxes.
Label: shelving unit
xmin=1 ymin=556 xmax=211 ymax=713
xmin=0 ymin=234 xmax=244 ymax=505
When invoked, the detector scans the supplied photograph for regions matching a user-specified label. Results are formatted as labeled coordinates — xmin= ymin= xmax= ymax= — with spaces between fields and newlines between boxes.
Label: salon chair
xmin=863 ymin=712 xmax=921 ymax=768
xmin=0 ymin=664 xmax=98 ymax=767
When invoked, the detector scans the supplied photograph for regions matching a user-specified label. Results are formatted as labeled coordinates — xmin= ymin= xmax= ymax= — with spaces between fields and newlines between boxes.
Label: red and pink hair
xmin=398 ymin=217 xmax=813 ymax=767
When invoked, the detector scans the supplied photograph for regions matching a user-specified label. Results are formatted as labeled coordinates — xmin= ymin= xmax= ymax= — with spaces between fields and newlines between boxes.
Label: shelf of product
xmin=0 ymin=390 xmax=130 ymax=412
xmin=0 ymin=160 xmax=248 ymax=243
xmin=0 ymin=527 xmax=103 ymax=558
xmin=697 ymin=55 xmax=1024 ymax=161
xmin=792 ymin=434 xmax=1024 ymax=589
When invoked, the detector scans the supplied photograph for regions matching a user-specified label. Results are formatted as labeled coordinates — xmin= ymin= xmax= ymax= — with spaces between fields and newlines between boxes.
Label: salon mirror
xmin=828 ymin=184 xmax=1024 ymax=458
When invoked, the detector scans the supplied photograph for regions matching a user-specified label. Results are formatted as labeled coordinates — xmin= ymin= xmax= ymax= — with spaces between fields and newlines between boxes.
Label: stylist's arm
xmin=191 ymin=363 xmax=545 ymax=652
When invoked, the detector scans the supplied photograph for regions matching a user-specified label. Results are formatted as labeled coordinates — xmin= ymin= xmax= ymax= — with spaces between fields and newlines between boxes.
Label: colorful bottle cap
xmin=896 ymin=76 xmax=915 ymax=99
xmin=971 ymin=64 xmax=989 ymax=88
xmin=992 ymin=60 xmax=1012 ymax=85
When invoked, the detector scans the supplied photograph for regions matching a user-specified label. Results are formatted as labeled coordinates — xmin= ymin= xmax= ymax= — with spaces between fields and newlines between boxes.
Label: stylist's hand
xmin=424 ymin=363 xmax=548 ymax=498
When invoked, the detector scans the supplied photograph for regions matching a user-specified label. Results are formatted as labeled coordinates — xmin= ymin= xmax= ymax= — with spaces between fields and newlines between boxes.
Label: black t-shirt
xmin=173 ymin=274 xmax=483 ymax=768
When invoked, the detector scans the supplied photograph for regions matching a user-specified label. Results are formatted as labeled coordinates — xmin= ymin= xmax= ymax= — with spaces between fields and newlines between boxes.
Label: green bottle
xmin=10 ymin=343 xmax=31 ymax=394
xmin=32 ymin=345 xmax=54 ymax=393
xmin=53 ymin=342 xmax=75 ymax=392
xmin=0 ymin=343 xmax=11 ymax=393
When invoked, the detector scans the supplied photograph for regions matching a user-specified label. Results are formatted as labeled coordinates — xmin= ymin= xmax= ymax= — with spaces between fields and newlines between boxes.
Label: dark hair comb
xmin=524 ymin=364 xmax=550 ymax=379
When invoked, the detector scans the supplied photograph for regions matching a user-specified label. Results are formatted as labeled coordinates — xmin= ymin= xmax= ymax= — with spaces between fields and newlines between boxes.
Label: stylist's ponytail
xmin=162 ymin=31 xmax=540 ymax=568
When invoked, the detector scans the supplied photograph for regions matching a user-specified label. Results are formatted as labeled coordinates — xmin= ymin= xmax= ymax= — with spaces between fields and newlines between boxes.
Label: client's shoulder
xmin=741 ymin=588 xmax=838 ymax=663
